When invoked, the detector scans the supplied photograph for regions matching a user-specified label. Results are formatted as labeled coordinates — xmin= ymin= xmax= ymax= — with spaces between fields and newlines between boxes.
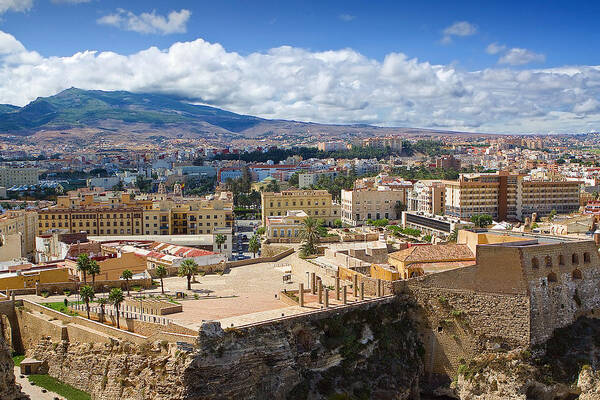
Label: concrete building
xmin=444 ymin=171 xmax=581 ymax=221
xmin=0 ymin=265 xmax=70 ymax=291
xmin=362 ymin=137 xmax=403 ymax=151
xmin=86 ymin=176 xmax=120 ymax=190
xmin=407 ymin=180 xmax=445 ymax=215
xmin=401 ymin=211 xmax=473 ymax=239
xmin=298 ymin=170 xmax=341 ymax=189
xmin=341 ymin=186 xmax=408 ymax=226
xmin=435 ymin=155 xmax=461 ymax=170
xmin=0 ymin=211 xmax=38 ymax=260
xmin=261 ymin=189 xmax=340 ymax=226
xmin=265 ymin=210 xmax=308 ymax=240
xmin=0 ymin=167 xmax=39 ymax=188
xmin=317 ymin=141 xmax=347 ymax=152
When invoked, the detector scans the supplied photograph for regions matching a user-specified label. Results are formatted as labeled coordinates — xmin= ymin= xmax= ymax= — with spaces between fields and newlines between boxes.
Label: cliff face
xmin=454 ymin=317 xmax=600 ymax=400
xmin=0 ymin=335 xmax=26 ymax=400
xmin=28 ymin=298 xmax=424 ymax=400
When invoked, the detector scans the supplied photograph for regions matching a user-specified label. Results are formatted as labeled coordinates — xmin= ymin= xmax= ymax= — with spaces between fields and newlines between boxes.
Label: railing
xmin=70 ymin=303 xmax=173 ymax=326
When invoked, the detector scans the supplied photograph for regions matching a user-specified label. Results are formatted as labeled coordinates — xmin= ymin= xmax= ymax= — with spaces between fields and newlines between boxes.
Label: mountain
xmin=0 ymin=88 xmax=484 ymax=145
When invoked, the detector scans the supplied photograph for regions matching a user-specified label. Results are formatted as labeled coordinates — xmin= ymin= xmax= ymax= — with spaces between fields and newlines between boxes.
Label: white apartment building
xmin=341 ymin=186 xmax=408 ymax=226
xmin=407 ymin=180 xmax=445 ymax=215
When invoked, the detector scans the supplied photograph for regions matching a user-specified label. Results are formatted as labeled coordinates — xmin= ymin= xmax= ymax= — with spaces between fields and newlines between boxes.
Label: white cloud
xmin=486 ymin=42 xmax=506 ymax=55
xmin=0 ymin=0 xmax=33 ymax=14
xmin=441 ymin=21 xmax=477 ymax=44
xmin=0 ymin=30 xmax=599 ymax=133
xmin=339 ymin=14 xmax=356 ymax=22
xmin=97 ymin=8 xmax=191 ymax=35
xmin=499 ymin=48 xmax=545 ymax=66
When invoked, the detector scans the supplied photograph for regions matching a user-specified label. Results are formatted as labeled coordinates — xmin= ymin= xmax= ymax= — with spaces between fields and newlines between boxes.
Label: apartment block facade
xmin=407 ymin=180 xmax=446 ymax=215
xmin=444 ymin=172 xmax=581 ymax=221
xmin=261 ymin=190 xmax=340 ymax=226
xmin=341 ymin=187 xmax=408 ymax=226
xmin=0 ymin=167 xmax=39 ymax=188
xmin=0 ymin=210 xmax=38 ymax=260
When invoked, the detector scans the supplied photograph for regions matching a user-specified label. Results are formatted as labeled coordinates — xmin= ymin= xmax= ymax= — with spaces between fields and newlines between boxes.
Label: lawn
xmin=12 ymin=354 xmax=25 ymax=366
xmin=28 ymin=374 xmax=91 ymax=400
xmin=40 ymin=301 xmax=81 ymax=316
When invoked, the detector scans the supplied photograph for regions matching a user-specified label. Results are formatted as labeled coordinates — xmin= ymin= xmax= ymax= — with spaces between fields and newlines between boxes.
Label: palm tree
xmin=215 ymin=234 xmax=226 ymax=253
xmin=97 ymin=297 xmax=107 ymax=323
xmin=79 ymin=285 xmax=95 ymax=320
xmin=156 ymin=265 xmax=167 ymax=295
xmin=121 ymin=269 xmax=133 ymax=296
xmin=178 ymin=259 xmax=199 ymax=291
xmin=89 ymin=260 xmax=101 ymax=288
xmin=299 ymin=217 xmax=320 ymax=257
xmin=76 ymin=253 xmax=91 ymax=284
xmin=248 ymin=235 xmax=261 ymax=258
xmin=109 ymin=288 xmax=124 ymax=329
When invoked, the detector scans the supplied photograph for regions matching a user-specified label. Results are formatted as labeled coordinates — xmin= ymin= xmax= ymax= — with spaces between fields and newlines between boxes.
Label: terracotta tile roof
xmin=389 ymin=244 xmax=475 ymax=263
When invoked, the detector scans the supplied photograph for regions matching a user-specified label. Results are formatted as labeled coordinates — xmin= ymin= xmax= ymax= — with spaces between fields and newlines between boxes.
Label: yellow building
xmin=0 ymin=210 xmax=38 ymax=260
xmin=0 ymin=266 xmax=69 ymax=291
xmin=265 ymin=210 xmax=308 ymax=239
xmin=261 ymin=189 xmax=340 ymax=226
xmin=63 ymin=252 xmax=147 ymax=281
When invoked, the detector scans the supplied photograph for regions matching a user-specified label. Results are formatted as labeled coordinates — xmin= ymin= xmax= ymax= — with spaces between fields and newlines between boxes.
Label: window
xmin=559 ymin=254 xmax=565 ymax=266
xmin=547 ymin=272 xmax=558 ymax=283
xmin=545 ymin=256 xmax=552 ymax=268
xmin=572 ymin=269 xmax=582 ymax=280
xmin=572 ymin=253 xmax=579 ymax=264
xmin=584 ymin=252 xmax=591 ymax=263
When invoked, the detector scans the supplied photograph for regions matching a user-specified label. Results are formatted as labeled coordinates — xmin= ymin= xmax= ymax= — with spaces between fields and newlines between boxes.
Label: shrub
xmin=41 ymin=291 xmax=50 ymax=298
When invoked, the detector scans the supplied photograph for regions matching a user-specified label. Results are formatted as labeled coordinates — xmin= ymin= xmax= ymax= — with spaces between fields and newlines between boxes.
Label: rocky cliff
xmin=0 ymin=335 xmax=26 ymax=400
xmin=454 ymin=317 xmax=600 ymax=400
xmin=28 ymin=297 xmax=424 ymax=400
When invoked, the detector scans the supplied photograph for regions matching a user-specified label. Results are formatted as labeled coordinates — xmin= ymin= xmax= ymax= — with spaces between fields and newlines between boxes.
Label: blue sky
xmin=0 ymin=0 xmax=600 ymax=133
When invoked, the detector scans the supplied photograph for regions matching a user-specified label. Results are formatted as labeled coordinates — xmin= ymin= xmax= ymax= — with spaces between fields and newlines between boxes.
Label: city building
xmin=0 ymin=167 xmax=39 ymax=188
xmin=261 ymin=189 xmax=340 ymax=226
xmin=0 ymin=210 xmax=38 ymax=260
xmin=298 ymin=170 xmax=342 ymax=189
xmin=401 ymin=211 xmax=473 ymax=239
xmin=444 ymin=171 xmax=581 ymax=221
xmin=362 ymin=137 xmax=403 ymax=151
xmin=317 ymin=141 xmax=347 ymax=152
xmin=341 ymin=186 xmax=409 ymax=226
xmin=86 ymin=176 xmax=120 ymax=190
xmin=265 ymin=210 xmax=308 ymax=240
xmin=0 ymin=264 xmax=70 ymax=291
xmin=388 ymin=243 xmax=476 ymax=279
xmin=435 ymin=155 xmax=461 ymax=170
xmin=407 ymin=180 xmax=446 ymax=215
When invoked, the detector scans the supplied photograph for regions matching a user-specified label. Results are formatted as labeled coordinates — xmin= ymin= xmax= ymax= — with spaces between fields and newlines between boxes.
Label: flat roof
xmin=470 ymin=229 xmax=591 ymax=245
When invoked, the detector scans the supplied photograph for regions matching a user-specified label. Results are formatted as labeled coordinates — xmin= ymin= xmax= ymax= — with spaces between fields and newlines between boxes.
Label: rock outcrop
xmin=0 ymin=335 xmax=27 ymax=400
xmin=27 ymin=297 xmax=424 ymax=400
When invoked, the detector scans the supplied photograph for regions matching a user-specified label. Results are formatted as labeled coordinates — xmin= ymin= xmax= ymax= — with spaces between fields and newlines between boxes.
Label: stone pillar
xmin=377 ymin=279 xmax=382 ymax=297
xmin=353 ymin=275 xmax=358 ymax=297
xmin=318 ymin=282 xmax=323 ymax=304
xmin=299 ymin=283 xmax=304 ymax=307
xmin=10 ymin=290 xmax=15 ymax=303
xmin=342 ymin=286 xmax=347 ymax=305
xmin=324 ymin=289 xmax=329 ymax=308
xmin=360 ymin=282 xmax=364 ymax=301
xmin=310 ymin=273 xmax=316 ymax=294
xmin=335 ymin=277 xmax=340 ymax=300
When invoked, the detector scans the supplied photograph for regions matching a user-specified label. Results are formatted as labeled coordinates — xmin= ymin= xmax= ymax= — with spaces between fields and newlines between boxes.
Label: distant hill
xmin=0 ymin=88 xmax=486 ymax=145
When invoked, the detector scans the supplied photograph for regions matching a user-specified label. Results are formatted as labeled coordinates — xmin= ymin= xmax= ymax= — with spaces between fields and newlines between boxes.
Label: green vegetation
xmin=178 ymin=259 xmax=199 ymax=290
xmin=470 ymin=214 xmax=493 ymax=228
xmin=386 ymin=225 xmax=421 ymax=237
xmin=299 ymin=217 xmax=320 ymax=257
xmin=248 ymin=235 xmax=261 ymax=258
xmin=12 ymin=354 xmax=25 ymax=366
xmin=366 ymin=218 xmax=388 ymax=227
xmin=155 ymin=265 xmax=168 ymax=295
xmin=27 ymin=374 xmax=91 ymax=400
xmin=108 ymin=288 xmax=124 ymax=329
xmin=41 ymin=301 xmax=79 ymax=316
xmin=120 ymin=269 xmax=133 ymax=296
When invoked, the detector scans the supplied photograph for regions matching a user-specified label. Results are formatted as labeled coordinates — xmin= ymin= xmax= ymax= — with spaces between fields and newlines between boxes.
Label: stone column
xmin=324 ymin=289 xmax=329 ymax=308
xmin=377 ymin=279 xmax=382 ymax=297
xmin=342 ymin=286 xmax=347 ymax=305
xmin=310 ymin=272 xmax=316 ymax=294
xmin=318 ymin=282 xmax=323 ymax=304
xmin=10 ymin=290 xmax=15 ymax=303
xmin=360 ymin=281 xmax=364 ymax=301
xmin=335 ymin=277 xmax=340 ymax=300
xmin=353 ymin=274 xmax=358 ymax=297
xmin=299 ymin=283 xmax=304 ymax=307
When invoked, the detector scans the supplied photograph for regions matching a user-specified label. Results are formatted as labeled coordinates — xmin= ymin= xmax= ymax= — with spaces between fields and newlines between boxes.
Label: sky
xmin=0 ymin=0 xmax=600 ymax=134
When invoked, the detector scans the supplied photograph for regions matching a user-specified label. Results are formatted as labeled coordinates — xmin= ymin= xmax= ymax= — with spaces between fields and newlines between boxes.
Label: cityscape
xmin=1 ymin=1 xmax=600 ymax=400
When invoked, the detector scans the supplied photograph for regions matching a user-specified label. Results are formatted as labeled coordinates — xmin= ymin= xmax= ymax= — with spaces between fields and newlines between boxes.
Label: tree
xmin=288 ymin=172 xmax=300 ymax=187
xmin=333 ymin=218 xmax=343 ymax=228
xmin=448 ymin=228 xmax=459 ymax=242
xmin=76 ymin=253 xmax=91 ymax=284
xmin=112 ymin=181 xmax=124 ymax=191
xmin=470 ymin=214 xmax=493 ymax=228
xmin=97 ymin=297 xmax=107 ymax=323
xmin=121 ymin=269 xmax=133 ymax=296
xmin=156 ymin=265 xmax=167 ymax=295
xmin=299 ymin=217 xmax=320 ymax=257
xmin=79 ymin=285 xmax=95 ymax=320
xmin=214 ymin=234 xmax=226 ymax=253
xmin=265 ymin=179 xmax=280 ymax=193
xmin=89 ymin=260 xmax=100 ymax=287
xmin=549 ymin=209 xmax=558 ymax=221
xmin=178 ymin=259 xmax=198 ymax=291
xmin=109 ymin=288 xmax=124 ymax=329
xmin=394 ymin=201 xmax=406 ymax=218
xmin=248 ymin=235 xmax=261 ymax=258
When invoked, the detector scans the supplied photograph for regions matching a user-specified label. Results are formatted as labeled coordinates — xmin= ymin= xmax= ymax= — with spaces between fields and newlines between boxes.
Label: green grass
xmin=41 ymin=301 xmax=81 ymax=316
xmin=28 ymin=374 xmax=91 ymax=400
xmin=12 ymin=354 xmax=25 ymax=366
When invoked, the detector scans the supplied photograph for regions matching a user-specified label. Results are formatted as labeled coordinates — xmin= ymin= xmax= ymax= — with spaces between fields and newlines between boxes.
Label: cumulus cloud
xmin=339 ymin=14 xmax=356 ymax=22
xmin=97 ymin=8 xmax=191 ymax=35
xmin=441 ymin=21 xmax=477 ymax=44
xmin=0 ymin=0 xmax=33 ymax=14
xmin=0 ymin=30 xmax=599 ymax=133
xmin=486 ymin=42 xmax=506 ymax=55
xmin=499 ymin=48 xmax=545 ymax=65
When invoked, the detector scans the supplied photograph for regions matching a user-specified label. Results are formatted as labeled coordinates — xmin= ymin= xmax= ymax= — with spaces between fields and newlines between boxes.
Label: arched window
xmin=572 ymin=253 xmax=579 ymax=264
xmin=531 ymin=257 xmax=539 ymax=269
xmin=547 ymin=272 xmax=558 ymax=283
xmin=545 ymin=255 xmax=552 ymax=268
xmin=572 ymin=269 xmax=582 ymax=280
xmin=584 ymin=252 xmax=591 ymax=263
xmin=558 ymin=255 xmax=565 ymax=266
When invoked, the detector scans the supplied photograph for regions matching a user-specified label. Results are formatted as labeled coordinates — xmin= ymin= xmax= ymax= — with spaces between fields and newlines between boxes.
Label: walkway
xmin=14 ymin=366 xmax=64 ymax=400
